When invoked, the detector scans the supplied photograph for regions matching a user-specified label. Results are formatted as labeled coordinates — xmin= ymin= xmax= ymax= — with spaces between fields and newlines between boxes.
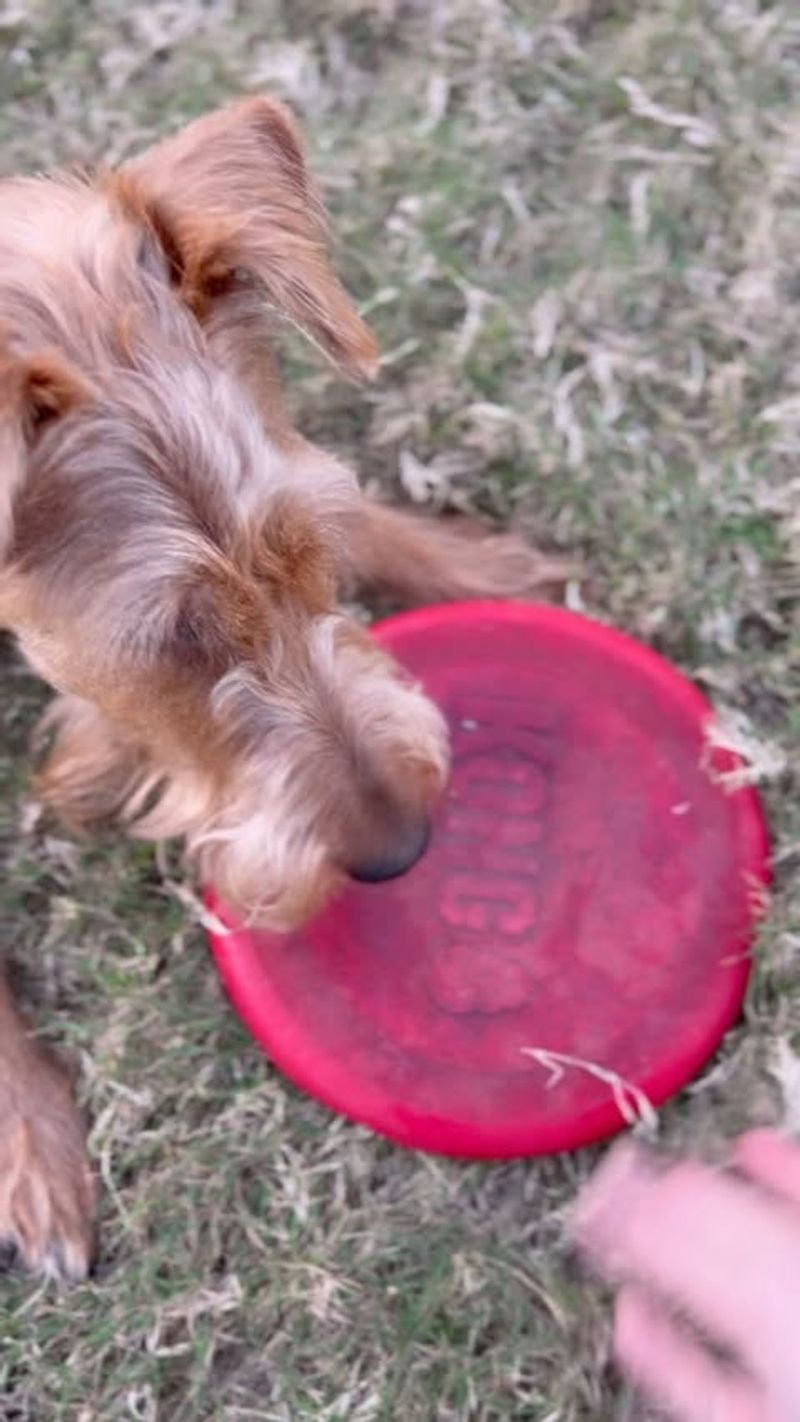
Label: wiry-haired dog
xmin=0 ymin=97 xmax=568 ymax=1279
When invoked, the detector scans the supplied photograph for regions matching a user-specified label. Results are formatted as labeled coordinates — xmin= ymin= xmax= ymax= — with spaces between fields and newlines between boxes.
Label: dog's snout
xmin=348 ymin=818 xmax=431 ymax=884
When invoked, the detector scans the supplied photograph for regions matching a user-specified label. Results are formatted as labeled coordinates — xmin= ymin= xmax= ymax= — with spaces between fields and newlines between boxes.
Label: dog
xmin=0 ymin=96 xmax=568 ymax=1280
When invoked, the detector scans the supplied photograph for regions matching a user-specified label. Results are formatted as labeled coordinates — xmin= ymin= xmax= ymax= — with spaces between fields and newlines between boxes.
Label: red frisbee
xmin=207 ymin=602 xmax=770 ymax=1158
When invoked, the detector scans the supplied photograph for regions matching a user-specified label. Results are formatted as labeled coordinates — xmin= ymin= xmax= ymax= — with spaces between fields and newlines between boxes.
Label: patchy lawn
xmin=1 ymin=2 xmax=799 ymax=1418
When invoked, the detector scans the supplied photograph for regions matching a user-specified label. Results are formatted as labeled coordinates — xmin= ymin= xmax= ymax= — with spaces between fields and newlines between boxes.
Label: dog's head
xmin=0 ymin=98 xmax=448 ymax=926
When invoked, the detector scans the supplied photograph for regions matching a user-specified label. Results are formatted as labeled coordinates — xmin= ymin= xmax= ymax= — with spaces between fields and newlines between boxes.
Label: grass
xmin=1 ymin=0 xmax=800 ymax=1417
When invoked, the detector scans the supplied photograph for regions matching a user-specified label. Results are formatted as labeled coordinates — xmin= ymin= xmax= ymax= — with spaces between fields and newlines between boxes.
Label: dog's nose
xmin=348 ymin=818 xmax=431 ymax=884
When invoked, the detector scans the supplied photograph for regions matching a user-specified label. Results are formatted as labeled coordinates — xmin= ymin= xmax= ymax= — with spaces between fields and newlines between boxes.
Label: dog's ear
xmin=118 ymin=97 xmax=379 ymax=380
xmin=0 ymin=345 xmax=90 ymax=553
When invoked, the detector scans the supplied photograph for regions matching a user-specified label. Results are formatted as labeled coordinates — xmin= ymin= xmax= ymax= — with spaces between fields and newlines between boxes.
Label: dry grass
xmin=1 ymin=1 xmax=799 ymax=1418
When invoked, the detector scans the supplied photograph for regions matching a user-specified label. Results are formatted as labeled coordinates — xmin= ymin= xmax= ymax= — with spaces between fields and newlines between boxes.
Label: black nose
xmin=348 ymin=819 xmax=431 ymax=884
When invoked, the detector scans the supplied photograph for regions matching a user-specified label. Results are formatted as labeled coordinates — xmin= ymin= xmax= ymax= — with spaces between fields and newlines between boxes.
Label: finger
xmin=615 ymin=1287 xmax=767 ymax=1422
xmin=734 ymin=1131 xmax=800 ymax=1212
xmin=573 ymin=1141 xmax=800 ymax=1368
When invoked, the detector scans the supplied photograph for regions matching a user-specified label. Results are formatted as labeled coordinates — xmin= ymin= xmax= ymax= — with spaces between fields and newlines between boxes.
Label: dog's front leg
xmin=340 ymin=500 xmax=573 ymax=607
xmin=0 ymin=966 xmax=94 ymax=1281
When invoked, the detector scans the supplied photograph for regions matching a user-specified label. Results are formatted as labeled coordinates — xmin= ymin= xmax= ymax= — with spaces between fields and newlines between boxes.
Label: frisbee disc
xmin=207 ymin=602 xmax=770 ymax=1158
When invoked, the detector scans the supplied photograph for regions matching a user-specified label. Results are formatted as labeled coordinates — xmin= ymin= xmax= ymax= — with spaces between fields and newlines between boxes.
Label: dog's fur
xmin=0 ymin=97 xmax=568 ymax=1279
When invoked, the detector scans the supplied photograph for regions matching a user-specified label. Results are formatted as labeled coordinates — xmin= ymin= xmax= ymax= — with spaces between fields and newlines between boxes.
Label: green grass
xmin=1 ymin=1 xmax=800 ymax=1417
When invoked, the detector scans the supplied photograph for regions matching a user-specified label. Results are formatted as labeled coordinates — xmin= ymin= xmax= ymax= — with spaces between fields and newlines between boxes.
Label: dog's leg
xmin=0 ymin=966 xmax=94 ymax=1280
xmin=35 ymin=694 xmax=147 ymax=834
xmin=341 ymin=501 xmax=573 ymax=606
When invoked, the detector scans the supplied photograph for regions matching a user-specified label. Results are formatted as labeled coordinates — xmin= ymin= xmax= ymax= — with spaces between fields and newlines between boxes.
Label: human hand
xmin=572 ymin=1130 xmax=800 ymax=1420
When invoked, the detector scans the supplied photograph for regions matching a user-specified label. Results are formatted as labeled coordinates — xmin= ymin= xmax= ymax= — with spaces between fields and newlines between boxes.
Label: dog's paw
xmin=349 ymin=500 xmax=578 ymax=606
xmin=430 ymin=522 xmax=575 ymax=602
xmin=460 ymin=532 xmax=575 ymax=601
xmin=0 ymin=1076 xmax=95 ymax=1283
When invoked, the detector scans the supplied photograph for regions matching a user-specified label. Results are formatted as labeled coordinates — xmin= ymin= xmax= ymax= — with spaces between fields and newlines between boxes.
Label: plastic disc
xmin=207 ymin=602 xmax=770 ymax=1158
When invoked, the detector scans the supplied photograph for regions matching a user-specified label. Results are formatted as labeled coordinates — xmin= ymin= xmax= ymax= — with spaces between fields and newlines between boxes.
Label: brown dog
xmin=0 ymin=97 xmax=567 ymax=1279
